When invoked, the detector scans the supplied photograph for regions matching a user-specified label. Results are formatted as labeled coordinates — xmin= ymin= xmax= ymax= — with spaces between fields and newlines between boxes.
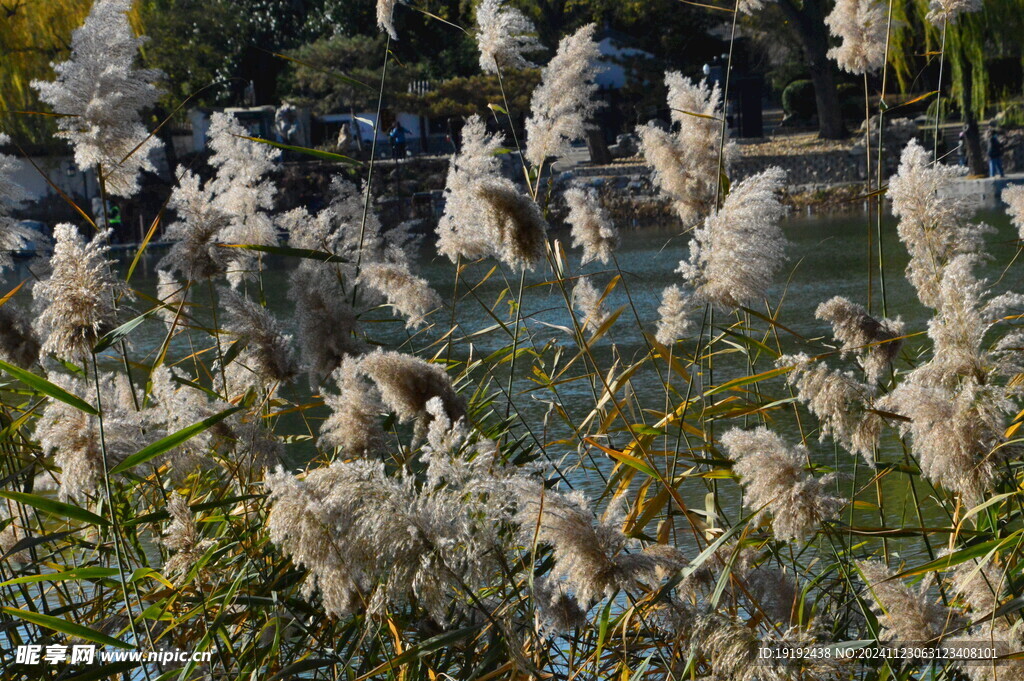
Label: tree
xmin=0 ymin=0 xmax=95 ymax=147
xmin=776 ymin=0 xmax=847 ymax=139
xmin=887 ymin=0 xmax=1024 ymax=175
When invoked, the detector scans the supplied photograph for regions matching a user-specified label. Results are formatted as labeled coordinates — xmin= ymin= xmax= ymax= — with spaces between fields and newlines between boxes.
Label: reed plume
xmin=858 ymin=559 xmax=954 ymax=643
xmin=36 ymin=371 xmax=143 ymax=502
xmin=825 ymin=0 xmax=888 ymax=74
xmin=319 ymin=358 xmax=386 ymax=458
xmin=475 ymin=0 xmax=544 ymax=74
xmin=31 ymin=0 xmax=163 ymax=197
xmin=572 ymin=277 xmax=609 ymax=334
xmin=888 ymin=139 xmax=990 ymax=308
xmin=33 ymin=224 xmax=126 ymax=362
xmin=359 ymin=349 xmax=465 ymax=426
xmin=720 ymin=427 xmax=843 ymax=541
xmin=437 ymin=116 xmax=505 ymax=262
xmin=162 ymin=497 xmax=215 ymax=585
xmin=678 ymin=167 xmax=788 ymax=309
xmin=638 ymin=73 xmax=734 ymax=226
xmin=564 ymin=187 xmax=619 ymax=265
xmin=161 ymin=170 xmax=230 ymax=280
xmin=655 ymin=285 xmax=694 ymax=345
xmin=206 ymin=113 xmax=280 ymax=288
xmin=289 ymin=264 xmax=363 ymax=387
xmin=1003 ymin=185 xmax=1024 ymax=241
xmin=524 ymin=24 xmax=600 ymax=167
xmin=926 ymin=0 xmax=982 ymax=24
xmin=377 ymin=0 xmax=399 ymax=39
xmin=815 ymin=296 xmax=904 ymax=382
xmin=780 ymin=354 xmax=882 ymax=465
xmin=221 ymin=289 xmax=298 ymax=391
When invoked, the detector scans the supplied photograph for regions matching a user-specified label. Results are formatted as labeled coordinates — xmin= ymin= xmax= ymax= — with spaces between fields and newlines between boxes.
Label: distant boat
xmin=11 ymin=220 xmax=52 ymax=260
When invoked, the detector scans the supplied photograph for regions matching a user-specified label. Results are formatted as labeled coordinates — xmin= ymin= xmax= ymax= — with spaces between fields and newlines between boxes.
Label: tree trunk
xmin=585 ymin=129 xmax=612 ymax=165
xmin=778 ymin=0 xmax=846 ymax=139
xmin=957 ymin=48 xmax=987 ymax=176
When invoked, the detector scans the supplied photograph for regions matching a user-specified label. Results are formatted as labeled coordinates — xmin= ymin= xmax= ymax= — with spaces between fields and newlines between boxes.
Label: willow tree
xmin=888 ymin=0 xmax=1024 ymax=175
xmin=0 ymin=0 xmax=132 ymax=147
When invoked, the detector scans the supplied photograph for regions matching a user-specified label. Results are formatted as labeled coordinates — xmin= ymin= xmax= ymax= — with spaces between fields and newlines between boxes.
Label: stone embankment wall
xmin=572 ymin=149 xmax=902 ymax=189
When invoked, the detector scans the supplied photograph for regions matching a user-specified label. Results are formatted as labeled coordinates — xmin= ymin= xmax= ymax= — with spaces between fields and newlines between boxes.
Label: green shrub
xmin=837 ymin=82 xmax=865 ymax=123
xmin=782 ymin=79 xmax=816 ymax=120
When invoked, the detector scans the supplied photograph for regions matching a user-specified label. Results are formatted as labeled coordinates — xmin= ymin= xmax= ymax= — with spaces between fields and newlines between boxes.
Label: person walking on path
xmin=389 ymin=121 xmax=409 ymax=160
xmin=988 ymin=126 xmax=1005 ymax=178
xmin=957 ymin=126 xmax=968 ymax=166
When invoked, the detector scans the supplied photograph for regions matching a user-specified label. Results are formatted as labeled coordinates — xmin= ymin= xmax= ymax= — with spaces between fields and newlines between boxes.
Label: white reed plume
xmin=475 ymin=0 xmax=544 ymax=74
xmin=221 ymin=289 xmax=298 ymax=389
xmin=736 ymin=0 xmax=778 ymax=13
xmin=880 ymin=379 xmax=1010 ymax=502
xmin=36 ymin=371 xmax=143 ymax=502
xmin=160 ymin=170 xmax=230 ymax=280
xmin=148 ymin=366 xmax=224 ymax=475
xmin=950 ymin=559 xmax=1024 ymax=681
xmin=514 ymin=484 xmax=684 ymax=605
xmin=33 ymin=224 xmax=126 ymax=362
xmin=228 ymin=413 xmax=284 ymax=472
xmin=678 ymin=167 xmax=788 ymax=309
xmin=720 ymin=427 xmax=843 ymax=541
xmin=156 ymin=270 xmax=187 ymax=330
xmin=377 ymin=0 xmax=399 ymax=40
xmin=0 ymin=135 xmax=37 ymax=273
xmin=857 ymin=559 xmax=954 ymax=643
xmin=693 ymin=615 xmax=837 ymax=681
xmin=31 ymin=0 xmax=163 ymax=197
xmin=358 ymin=260 xmax=442 ymax=328
xmin=573 ymin=277 xmax=610 ymax=334
xmin=1003 ymin=184 xmax=1024 ymax=241
xmin=638 ymin=73 xmax=734 ymax=226
xmin=952 ymin=558 xmax=1005 ymax=623
xmin=0 ymin=499 xmax=30 ymax=563
xmin=564 ymin=187 xmax=619 ymax=265
xmin=888 ymin=139 xmax=990 ymax=308
xmin=825 ymin=0 xmax=888 ymax=74
xmin=265 ymin=463 xmax=371 ymax=618
xmin=926 ymin=0 xmax=982 ymax=25
xmin=779 ymin=354 xmax=882 ymax=465
xmin=285 ymin=178 xmax=420 ymax=291
xmin=289 ymin=264 xmax=363 ymax=387
xmin=475 ymin=179 xmax=549 ymax=269
xmin=437 ymin=116 xmax=505 ymax=262
xmin=654 ymin=285 xmax=694 ymax=345
xmin=162 ymin=497 xmax=215 ymax=585
xmin=437 ymin=117 xmax=549 ymax=269
xmin=268 ymin=453 xmax=518 ymax=622
xmin=205 ymin=113 xmax=280 ymax=288
xmin=359 ymin=349 xmax=465 ymax=426
xmin=877 ymin=255 xmax=1019 ymax=500
xmin=533 ymin=578 xmax=586 ymax=632
xmin=524 ymin=23 xmax=600 ymax=167
xmin=0 ymin=305 xmax=41 ymax=369
xmin=815 ymin=296 xmax=904 ymax=383
xmin=319 ymin=358 xmax=386 ymax=458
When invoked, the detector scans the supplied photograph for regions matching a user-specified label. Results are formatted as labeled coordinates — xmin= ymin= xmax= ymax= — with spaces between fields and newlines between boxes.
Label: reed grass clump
xmin=2 ymin=1 xmax=1024 ymax=679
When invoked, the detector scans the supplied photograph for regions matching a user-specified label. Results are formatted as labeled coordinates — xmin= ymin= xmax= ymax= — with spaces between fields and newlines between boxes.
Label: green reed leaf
xmin=93 ymin=307 xmax=160 ymax=353
xmin=110 ymin=406 xmax=243 ymax=475
xmin=1 ymin=607 xmax=132 ymax=649
xmin=0 ymin=359 xmax=98 ymax=415
xmin=0 ymin=566 xmax=120 ymax=588
xmin=0 ymin=490 xmax=109 ymax=527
